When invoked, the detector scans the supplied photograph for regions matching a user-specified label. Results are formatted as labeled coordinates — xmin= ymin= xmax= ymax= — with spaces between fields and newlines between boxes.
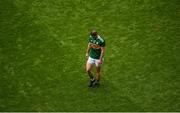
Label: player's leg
xmin=86 ymin=62 xmax=93 ymax=79
xmin=94 ymin=60 xmax=101 ymax=85
xmin=86 ymin=57 xmax=95 ymax=87
xmin=95 ymin=66 xmax=101 ymax=85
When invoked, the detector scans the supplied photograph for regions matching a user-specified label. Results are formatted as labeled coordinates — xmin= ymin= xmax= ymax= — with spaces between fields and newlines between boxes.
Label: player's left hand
xmin=98 ymin=60 xmax=102 ymax=64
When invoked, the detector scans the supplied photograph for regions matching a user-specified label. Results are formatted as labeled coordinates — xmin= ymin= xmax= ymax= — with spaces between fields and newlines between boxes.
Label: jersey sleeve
xmin=100 ymin=39 xmax=105 ymax=47
xmin=88 ymin=35 xmax=92 ymax=43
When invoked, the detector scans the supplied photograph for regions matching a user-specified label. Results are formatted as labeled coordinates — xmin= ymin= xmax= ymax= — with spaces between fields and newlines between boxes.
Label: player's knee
xmin=96 ymin=72 xmax=100 ymax=75
xmin=86 ymin=69 xmax=91 ymax=73
xmin=96 ymin=67 xmax=101 ymax=73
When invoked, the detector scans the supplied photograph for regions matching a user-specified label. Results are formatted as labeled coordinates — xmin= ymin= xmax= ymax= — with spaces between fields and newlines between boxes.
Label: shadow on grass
xmin=82 ymin=75 xmax=143 ymax=112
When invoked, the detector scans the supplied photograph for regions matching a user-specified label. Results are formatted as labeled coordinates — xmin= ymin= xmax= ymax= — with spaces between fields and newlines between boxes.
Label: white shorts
xmin=87 ymin=57 xmax=102 ymax=67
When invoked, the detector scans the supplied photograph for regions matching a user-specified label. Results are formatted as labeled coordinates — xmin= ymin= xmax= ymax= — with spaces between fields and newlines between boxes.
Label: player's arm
xmin=86 ymin=43 xmax=91 ymax=60
xmin=98 ymin=39 xmax=105 ymax=64
xmin=99 ymin=47 xmax=105 ymax=64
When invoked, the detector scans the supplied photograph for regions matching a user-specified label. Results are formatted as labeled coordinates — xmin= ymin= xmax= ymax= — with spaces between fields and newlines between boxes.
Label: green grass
xmin=0 ymin=0 xmax=179 ymax=111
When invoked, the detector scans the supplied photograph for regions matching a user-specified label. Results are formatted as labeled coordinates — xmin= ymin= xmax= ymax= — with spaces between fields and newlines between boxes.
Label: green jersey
xmin=89 ymin=35 xmax=105 ymax=59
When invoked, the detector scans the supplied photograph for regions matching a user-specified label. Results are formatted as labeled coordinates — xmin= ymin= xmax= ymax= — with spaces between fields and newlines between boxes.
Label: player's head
xmin=90 ymin=30 xmax=98 ymax=38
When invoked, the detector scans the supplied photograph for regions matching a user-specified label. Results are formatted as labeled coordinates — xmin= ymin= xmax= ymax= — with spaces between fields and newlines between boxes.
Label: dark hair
xmin=91 ymin=30 xmax=98 ymax=37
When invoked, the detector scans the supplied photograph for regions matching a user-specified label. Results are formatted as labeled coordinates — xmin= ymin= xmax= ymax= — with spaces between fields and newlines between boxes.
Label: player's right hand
xmin=85 ymin=53 xmax=89 ymax=60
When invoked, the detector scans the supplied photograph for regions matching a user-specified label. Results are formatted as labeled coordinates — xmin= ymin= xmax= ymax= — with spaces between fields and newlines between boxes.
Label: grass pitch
xmin=0 ymin=0 xmax=179 ymax=111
